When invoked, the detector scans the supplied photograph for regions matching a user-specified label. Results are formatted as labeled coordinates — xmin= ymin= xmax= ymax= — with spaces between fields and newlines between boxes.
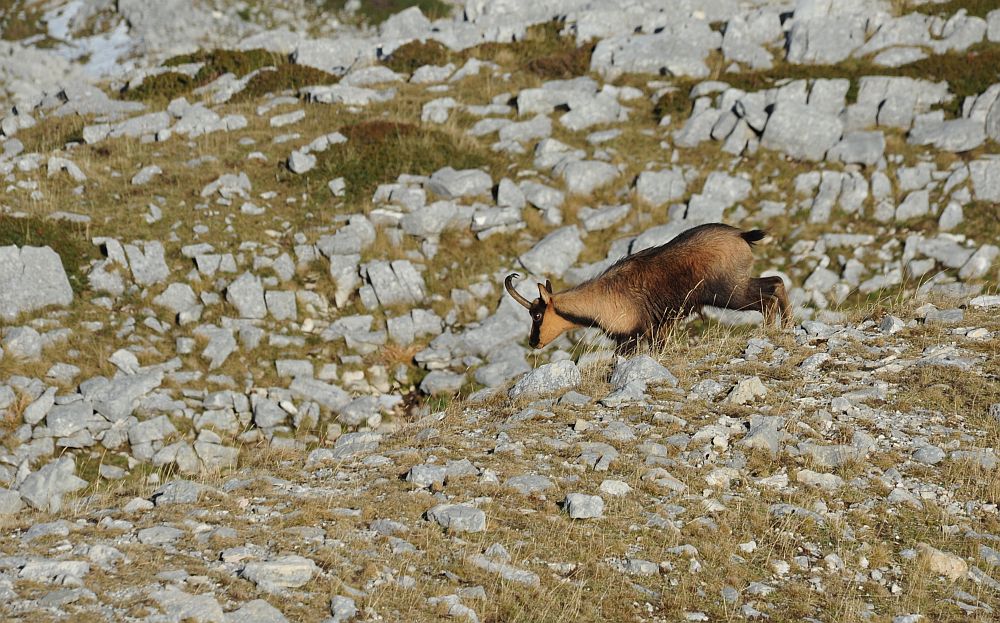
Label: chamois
xmin=505 ymin=223 xmax=790 ymax=352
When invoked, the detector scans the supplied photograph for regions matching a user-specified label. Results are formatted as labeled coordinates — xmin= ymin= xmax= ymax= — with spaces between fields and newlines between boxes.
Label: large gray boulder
xmin=117 ymin=0 xmax=217 ymax=55
xmin=989 ymin=9 xmax=1000 ymax=42
xmin=508 ymin=360 xmax=582 ymax=400
xmin=970 ymin=158 xmax=1000 ymax=201
xmin=17 ymin=456 xmax=88 ymax=514
xmin=590 ymin=21 xmax=722 ymax=79
xmin=0 ymin=245 xmax=73 ymax=321
xmin=293 ymin=37 xmax=373 ymax=75
xmin=827 ymin=131 xmax=885 ymax=166
xmin=519 ymin=226 xmax=583 ymax=278
xmin=363 ymin=260 xmax=426 ymax=307
xmin=635 ymin=169 xmax=687 ymax=207
xmin=427 ymin=167 xmax=492 ymax=198
xmin=908 ymin=119 xmax=986 ymax=152
xmin=787 ymin=11 xmax=867 ymax=64
xmin=226 ymin=272 xmax=267 ymax=319
xmin=761 ymin=102 xmax=843 ymax=161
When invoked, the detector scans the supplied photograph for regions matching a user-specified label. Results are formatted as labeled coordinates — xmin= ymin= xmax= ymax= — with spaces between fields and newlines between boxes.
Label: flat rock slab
xmin=240 ymin=555 xmax=318 ymax=592
xmin=564 ymin=493 xmax=604 ymax=519
xmin=150 ymin=586 xmax=225 ymax=623
xmin=0 ymin=245 xmax=73 ymax=321
xmin=427 ymin=504 xmax=486 ymax=533
xmin=761 ymin=102 xmax=843 ymax=161
xmin=18 ymin=456 xmax=88 ymax=513
xmin=150 ymin=480 xmax=212 ymax=506
xmin=609 ymin=355 xmax=677 ymax=391
xmin=508 ymin=360 xmax=581 ymax=400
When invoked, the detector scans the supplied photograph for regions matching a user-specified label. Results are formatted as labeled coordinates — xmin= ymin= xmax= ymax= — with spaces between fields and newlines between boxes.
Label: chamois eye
xmin=533 ymin=313 xmax=542 ymax=321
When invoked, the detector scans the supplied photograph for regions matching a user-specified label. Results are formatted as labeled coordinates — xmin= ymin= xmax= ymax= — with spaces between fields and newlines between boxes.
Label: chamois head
xmin=505 ymin=273 xmax=572 ymax=348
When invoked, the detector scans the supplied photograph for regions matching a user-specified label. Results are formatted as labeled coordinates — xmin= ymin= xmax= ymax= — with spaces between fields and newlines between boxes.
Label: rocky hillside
xmin=1 ymin=0 xmax=999 ymax=621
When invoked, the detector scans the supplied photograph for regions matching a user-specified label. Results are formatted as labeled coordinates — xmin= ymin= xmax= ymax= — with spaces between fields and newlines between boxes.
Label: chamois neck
xmin=551 ymin=284 xmax=602 ymax=328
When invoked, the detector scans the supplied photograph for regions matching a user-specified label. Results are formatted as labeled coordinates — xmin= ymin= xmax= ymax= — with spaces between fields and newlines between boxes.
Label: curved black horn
xmin=505 ymin=273 xmax=532 ymax=309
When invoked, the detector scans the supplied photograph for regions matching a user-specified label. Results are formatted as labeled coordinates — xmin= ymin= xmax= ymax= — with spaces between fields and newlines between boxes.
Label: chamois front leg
xmin=740 ymin=277 xmax=791 ymax=328
xmin=613 ymin=332 xmax=643 ymax=357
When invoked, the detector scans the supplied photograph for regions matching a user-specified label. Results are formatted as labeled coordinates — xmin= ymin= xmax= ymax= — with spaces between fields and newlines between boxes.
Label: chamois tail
xmin=740 ymin=229 xmax=769 ymax=247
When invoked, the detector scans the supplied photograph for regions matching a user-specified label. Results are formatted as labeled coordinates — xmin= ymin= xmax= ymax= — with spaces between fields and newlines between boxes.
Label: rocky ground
xmin=1 ymin=0 xmax=1000 ymax=621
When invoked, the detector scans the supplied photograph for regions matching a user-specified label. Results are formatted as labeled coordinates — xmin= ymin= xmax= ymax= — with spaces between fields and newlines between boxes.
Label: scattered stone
xmin=918 ymin=543 xmax=968 ymax=581
xmin=564 ymin=493 xmax=604 ymax=519
xmin=240 ymin=556 xmax=318 ymax=592
xmin=17 ymin=456 xmax=88 ymax=513
xmin=427 ymin=504 xmax=486 ymax=533
xmin=725 ymin=376 xmax=767 ymax=405
xmin=0 ymin=246 xmax=74 ymax=321
xmin=508 ymin=360 xmax=581 ymax=400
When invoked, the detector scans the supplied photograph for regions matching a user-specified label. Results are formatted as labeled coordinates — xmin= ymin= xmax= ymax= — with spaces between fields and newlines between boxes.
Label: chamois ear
xmin=544 ymin=279 xmax=553 ymax=293
xmin=538 ymin=283 xmax=552 ymax=304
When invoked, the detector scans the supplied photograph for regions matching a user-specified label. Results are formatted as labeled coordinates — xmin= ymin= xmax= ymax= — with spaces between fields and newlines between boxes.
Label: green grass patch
xmin=0 ymin=215 xmax=96 ymax=294
xmin=904 ymin=0 xmax=999 ymax=18
xmin=318 ymin=0 xmax=452 ymax=26
xmin=294 ymin=119 xmax=500 ymax=203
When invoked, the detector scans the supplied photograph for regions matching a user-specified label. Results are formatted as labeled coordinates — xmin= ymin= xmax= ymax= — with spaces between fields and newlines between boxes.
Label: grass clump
xmin=318 ymin=0 xmax=452 ymax=26
xmin=0 ymin=0 xmax=45 ymax=41
xmin=0 ymin=215 xmax=96 ymax=294
xmin=12 ymin=114 xmax=86 ymax=153
xmin=384 ymin=39 xmax=454 ymax=74
xmin=120 ymin=71 xmax=196 ymax=102
xmin=467 ymin=21 xmax=594 ymax=80
xmin=165 ymin=48 xmax=287 ymax=82
xmin=958 ymin=201 xmax=1000 ymax=244
xmin=122 ymin=48 xmax=293 ymax=102
xmin=298 ymin=119 xmax=499 ymax=203
xmin=385 ymin=21 xmax=593 ymax=80
xmin=231 ymin=64 xmax=339 ymax=102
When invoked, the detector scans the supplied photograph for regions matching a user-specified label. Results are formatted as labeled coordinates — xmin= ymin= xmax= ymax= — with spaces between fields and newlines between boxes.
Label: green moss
xmin=231 ymin=64 xmax=339 ymax=102
xmin=319 ymin=0 xmax=452 ymax=26
xmin=293 ymin=119 xmax=499 ymax=203
xmin=0 ymin=215 xmax=97 ymax=294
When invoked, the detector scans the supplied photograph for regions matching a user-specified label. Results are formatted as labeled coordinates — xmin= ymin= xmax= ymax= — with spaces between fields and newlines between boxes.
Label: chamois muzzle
xmin=505 ymin=273 xmax=532 ymax=309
